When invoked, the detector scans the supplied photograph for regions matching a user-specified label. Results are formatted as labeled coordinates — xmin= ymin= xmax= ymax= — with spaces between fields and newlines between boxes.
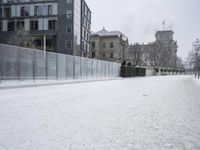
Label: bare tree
xmin=185 ymin=51 xmax=195 ymax=73
xmin=128 ymin=43 xmax=143 ymax=66
xmin=149 ymin=42 xmax=165 ymax=68
xmin=193 ymin=39 xmax=200 ymax=78
xmin=6 ymin=29 xmax=35 ymax=48
xmin=176 ymin=57 xmax=185 ymax=70
xmin=186 ymin=39 xmax=200 ymax=78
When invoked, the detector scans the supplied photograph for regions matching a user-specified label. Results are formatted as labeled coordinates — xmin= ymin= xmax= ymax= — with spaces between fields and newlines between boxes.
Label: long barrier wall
xmin=0 ymin=44 xmax=121 ymax=82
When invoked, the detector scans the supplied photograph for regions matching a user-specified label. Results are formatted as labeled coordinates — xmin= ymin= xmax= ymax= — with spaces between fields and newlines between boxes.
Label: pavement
xmin=0 ymin=75 xmax=200 ymax=150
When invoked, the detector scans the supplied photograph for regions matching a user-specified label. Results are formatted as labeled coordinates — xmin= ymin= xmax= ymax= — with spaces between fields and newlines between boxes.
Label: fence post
xmin=80 ymin=56 xmax=82 ymax=80
xmin=73 ymin=55 xmax=75 ymax=79
xmin=56 ymin=53 xmax=58 ymax=80
xmin=96 ymin=59 xmax=98 ymax=79
xmin=33 ymin=49 xmax=36 ymax=82
xmin=66 ymin=55 xmax=68 ymax=80
xmin=92 ymin=59 xmax=94 ymax=79
xmin=86 ymin=58 xmax=88 ymax=80
xmin=45 ymin=52 xmax=48 ymax=80
xmin=18 ymin=47 xmax=21 ymax=83
xmin=0 ymin=46 xmax=3 ymax=84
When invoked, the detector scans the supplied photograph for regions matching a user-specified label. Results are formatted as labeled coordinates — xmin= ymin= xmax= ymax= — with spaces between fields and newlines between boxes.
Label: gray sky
xmin=85 ymin=0 xmax=200 ymax=59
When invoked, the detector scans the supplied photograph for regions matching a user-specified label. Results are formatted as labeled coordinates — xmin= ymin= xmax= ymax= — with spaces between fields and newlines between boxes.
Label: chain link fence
xmin=0 ymin=44 xmax=121 ymax=83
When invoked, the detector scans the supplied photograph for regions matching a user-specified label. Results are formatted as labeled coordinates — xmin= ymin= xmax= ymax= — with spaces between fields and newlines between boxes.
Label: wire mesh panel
xmin=66 ymin=55 xmax=74 ymax=79
xmin=117 ymin=64 xmax=121 ymax=77
xmin=35 ymin=50 xmax=46 ymax=80
xmin=0 ymin=47 xmax=3 ymax=82
xmin=88 ymin=58 xmax=93 ymax=79
xmin=105 ymin=61 xmax=109 ymax=79
xmin=0 ymin=44 xmax=121 ymax=83
xmin=47 ymin=52 xmax=57 ymax=80
xmin=112 ymin=63 xmax=117 ymax=78
xmin=74 ymin=56 xmax=81 ymax=79
xmin=92 ymin=59 xmax=98 ymax=79
xmin=57 ymin=54 xmax=67 ymax=80
xmin=110 ymin=62 xmax=113 ymax=78
xmin=101 ymin=60 xmax=106 ymax=79
xmin=20 ymin=47 xmax=34 ymax=80
xmin=81 ymin=57 xmax=87 ymax=80
xmin=2 ymin=45 xmax=19 ymax=80
xmin=97 ymin=59 xmax=102 ymax=79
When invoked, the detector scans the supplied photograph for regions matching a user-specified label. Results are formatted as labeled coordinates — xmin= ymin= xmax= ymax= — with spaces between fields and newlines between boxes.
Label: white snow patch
xmin=0 ymin=75 xmax=200 ymax=149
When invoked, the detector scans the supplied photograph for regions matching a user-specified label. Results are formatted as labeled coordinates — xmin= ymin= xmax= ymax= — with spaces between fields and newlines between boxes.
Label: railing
xmin=0 ymin=44 xmax=121 ymax=83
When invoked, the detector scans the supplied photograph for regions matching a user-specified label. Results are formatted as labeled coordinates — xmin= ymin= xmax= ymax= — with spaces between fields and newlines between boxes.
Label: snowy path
xmin=0 ymin=76 xmax=200 ymax=150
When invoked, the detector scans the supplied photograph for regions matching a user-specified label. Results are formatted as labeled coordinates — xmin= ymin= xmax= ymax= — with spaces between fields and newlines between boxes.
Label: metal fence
xmin=0 ymin=44 xmax=121 ymax=83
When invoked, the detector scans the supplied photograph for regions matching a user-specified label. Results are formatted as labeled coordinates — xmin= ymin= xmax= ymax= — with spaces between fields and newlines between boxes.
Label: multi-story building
xmin=0 ymin=0 xmax=91 ymax=56
xmin=91 ymin=27 xmax=129 ymax=63
xmin=128 ymin=30 xmax=178 ymax=68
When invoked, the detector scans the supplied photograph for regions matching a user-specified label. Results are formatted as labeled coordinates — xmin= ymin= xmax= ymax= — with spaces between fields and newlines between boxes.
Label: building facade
xmin=0 ymin=0 xmax=91 ymax=56
xmin=90 ymin=28 xmax=129 ymax=63
xmin=128 ymin=31 xmax=178 ymax=68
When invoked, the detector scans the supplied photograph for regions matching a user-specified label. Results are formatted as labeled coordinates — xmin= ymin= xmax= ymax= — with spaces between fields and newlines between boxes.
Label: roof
xmin=92 ymin=27 xmax=128 ymax=41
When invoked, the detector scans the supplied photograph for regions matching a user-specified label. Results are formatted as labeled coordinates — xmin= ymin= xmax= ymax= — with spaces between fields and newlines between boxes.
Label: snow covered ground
xmin=193 ymin=77 xmax=200 ymax=87
xmin=0 ymin=75 xmax=200 ymax=150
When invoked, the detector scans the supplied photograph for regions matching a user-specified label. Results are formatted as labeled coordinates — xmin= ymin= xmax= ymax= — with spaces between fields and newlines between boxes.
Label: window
xmin=82 ymin=17 xmax=84 ymax=25
xmin=82 ymin=41 xmax=85 ymax=50
xmin=66 ymin=10 xmax=72 ymax=18
xmin=87 ymin=33 xmax=89 ymax=41
xmin=30 ymin=20 xmax=38 ymax=30
xmin=46 ymin=39 xmax=53 ymax=51
xmin=110 ymin=53 xmax=114 ymax=58
xmin=83 ymin=4 xmax=85 ymax=13
xmin=66 ymin=25 xmax=72 ymax=33
xmin=0 ymin=7 xmax=2 ymax=17
xmin=7 ymin=20 xmax=14 ymax=31
xmin=92 ymin=42 xmax=95 ymax=49
xmin=85 ymin=20 xmax=87 ymax=28
xmin=21 ymin=6 xmax=29 ymax=16
xmin=35 ymin=6 xmax=39 ymax=16
xmin=103 ymin=42 xmax=106 ymax=49
xmin=48 ymin=20 xmax=57 ymax=30
xmin=84 ymin=30 xmax=86 ymax=38
xmin=85 ymin=43 xmax=88 ymax=51
xmin=16 ymin=20 xmax=24 ymax=30
xmin=0 ymin=21 xmax=2 ymax=32
xmin=48 ymin=5 xmax=52 ymax=15
xmin=66 ymin=40 xmax=72 ymax=49
xmin=102 ymin=53 xmax=106 ymax=58
xmin=110 ymin=42 xmax=114 ymax=48
xmin=3 ymin=6 xmax=11 ymax=17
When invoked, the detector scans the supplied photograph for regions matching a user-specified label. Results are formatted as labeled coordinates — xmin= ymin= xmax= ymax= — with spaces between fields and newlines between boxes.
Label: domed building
xmin=128 ymin=30 xmax=178 ymax=69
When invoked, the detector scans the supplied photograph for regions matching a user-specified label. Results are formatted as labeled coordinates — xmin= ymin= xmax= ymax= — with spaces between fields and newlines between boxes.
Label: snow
xmin=0 ymin=75 xmax=200 ymax=149
xmin=92 ymin=28 xmax=128 ymax=41
xmin=0 ymin=78 xmax=120 ymax=89
xmin=193 ymin=77 xmax=200 ymax=87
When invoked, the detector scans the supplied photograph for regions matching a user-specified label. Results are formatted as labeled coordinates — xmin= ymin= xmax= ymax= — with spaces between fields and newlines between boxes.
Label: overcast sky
xmin=85 ymin=0 xmax=200 ymax=59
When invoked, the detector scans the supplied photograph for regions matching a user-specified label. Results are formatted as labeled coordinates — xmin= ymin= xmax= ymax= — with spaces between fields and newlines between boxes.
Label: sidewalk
xmin=0 ymin=78 xmax=122 ymax=90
